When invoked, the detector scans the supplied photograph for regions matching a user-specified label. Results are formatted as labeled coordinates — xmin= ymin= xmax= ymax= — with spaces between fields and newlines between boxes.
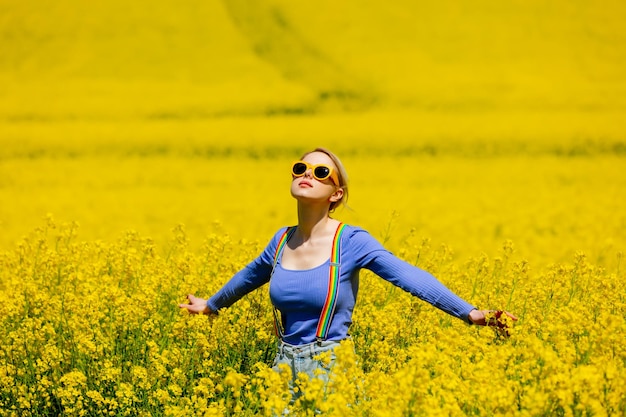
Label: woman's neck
xmin=296 ymin=203 xmax=333 ymax=241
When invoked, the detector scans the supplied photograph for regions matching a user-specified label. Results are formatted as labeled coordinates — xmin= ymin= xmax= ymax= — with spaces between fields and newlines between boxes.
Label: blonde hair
xmin=300 ymin=147 xmax=349 ymax=212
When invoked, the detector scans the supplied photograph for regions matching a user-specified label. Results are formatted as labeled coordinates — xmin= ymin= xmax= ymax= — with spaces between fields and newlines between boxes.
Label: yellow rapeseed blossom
xmin=2 ymin=211 xmax=624 ymax=415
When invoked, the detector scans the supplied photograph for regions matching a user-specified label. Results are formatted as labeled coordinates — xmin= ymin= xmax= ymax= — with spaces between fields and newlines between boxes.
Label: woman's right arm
xmin=178 ymin=228 xmax=284 ymax=315
xmin=205 ymin=253 xmax=274 ymax=311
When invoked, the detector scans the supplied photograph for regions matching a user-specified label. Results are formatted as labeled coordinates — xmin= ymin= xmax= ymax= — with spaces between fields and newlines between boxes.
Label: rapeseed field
xmin=1 ymin=0 xmax=625 ymax=415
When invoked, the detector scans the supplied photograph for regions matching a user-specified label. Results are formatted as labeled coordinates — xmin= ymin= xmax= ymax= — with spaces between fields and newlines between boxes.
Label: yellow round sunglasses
xmin=291 ymin=161 xmax=339 ymax=186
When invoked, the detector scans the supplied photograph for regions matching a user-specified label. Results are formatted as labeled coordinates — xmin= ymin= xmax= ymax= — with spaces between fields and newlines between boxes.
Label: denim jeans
xmin=272 ymin=339 xmax=340 ymax=402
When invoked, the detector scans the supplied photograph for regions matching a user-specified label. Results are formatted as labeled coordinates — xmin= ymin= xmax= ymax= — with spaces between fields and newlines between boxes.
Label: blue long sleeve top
xmin=207 ymin=225 xmax=476 ymax=345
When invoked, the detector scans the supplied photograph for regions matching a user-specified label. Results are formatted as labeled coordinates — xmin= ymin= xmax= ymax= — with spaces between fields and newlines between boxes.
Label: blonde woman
xmin=179 ymin=147 xmax=516 ymax=399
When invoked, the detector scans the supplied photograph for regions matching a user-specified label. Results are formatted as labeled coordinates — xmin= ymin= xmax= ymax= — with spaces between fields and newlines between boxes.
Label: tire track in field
xmin=221 ymin=0 xmax=378 ymax=112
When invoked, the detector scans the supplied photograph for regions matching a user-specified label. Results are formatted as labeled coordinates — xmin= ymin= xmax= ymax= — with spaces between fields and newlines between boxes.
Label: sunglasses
xmin=291 ymin=161 xmax=339 ymax=186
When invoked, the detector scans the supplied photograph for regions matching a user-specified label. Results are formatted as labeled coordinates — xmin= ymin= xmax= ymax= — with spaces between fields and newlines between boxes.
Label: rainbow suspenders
xmin=271 ymin=223 xmax=347 ymax=343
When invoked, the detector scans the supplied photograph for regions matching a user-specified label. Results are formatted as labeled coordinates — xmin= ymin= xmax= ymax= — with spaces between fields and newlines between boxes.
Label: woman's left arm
xmin=351 ymin=228 xmax=516 ymax=325
xmin=366 ymin=249 xmax=477 ymax=323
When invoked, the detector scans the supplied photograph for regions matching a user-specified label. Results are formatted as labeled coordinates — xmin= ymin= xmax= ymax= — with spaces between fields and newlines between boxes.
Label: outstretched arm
xmin=351 ymin=228 xmax=516 ymax=325
xmin=367 ymin=250 xmax=478 ymax=322
xmin=178 ymin=256 xmax=274 ymax=314
xmin=178 ymin=228 xmax=285 ymax=315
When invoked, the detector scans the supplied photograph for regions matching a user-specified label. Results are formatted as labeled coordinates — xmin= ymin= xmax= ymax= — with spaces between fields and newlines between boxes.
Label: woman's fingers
xmin=504 ymin=311 xmax=518 ymax=321
xmin=469 ymin=309 xmax=518 ymax=327
xmin=484 ymin=310 xmax=518 ymax=338
xmin=178 ymin=294 xmax=195 ymax=309
xmin=483 ymin=310 xmax=517 ymax=324
xmin=179 ymin=294 xmax=211 ymax=315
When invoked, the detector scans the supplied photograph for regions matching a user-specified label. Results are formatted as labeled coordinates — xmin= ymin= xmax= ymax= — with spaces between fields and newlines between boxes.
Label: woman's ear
xmin=329 ymin=187 xmax=344 ymax=204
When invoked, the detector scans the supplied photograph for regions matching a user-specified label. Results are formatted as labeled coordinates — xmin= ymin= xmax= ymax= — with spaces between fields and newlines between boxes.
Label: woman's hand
xmin=178 ymin=294 xmax=213 ymax=315
xmin=469 ymin=309 xmax=518 ymax=336
xmin=469 ymin=309 xmax=517 ymax=325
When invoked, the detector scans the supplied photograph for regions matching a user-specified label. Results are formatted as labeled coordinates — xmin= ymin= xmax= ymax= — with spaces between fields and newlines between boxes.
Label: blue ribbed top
xmin=207 ymin=225 xmax=476 ymax=345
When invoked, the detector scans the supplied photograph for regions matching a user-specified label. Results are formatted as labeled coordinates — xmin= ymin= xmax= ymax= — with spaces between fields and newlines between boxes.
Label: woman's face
xmin=290 ymin=151 xmax=343 ymax=208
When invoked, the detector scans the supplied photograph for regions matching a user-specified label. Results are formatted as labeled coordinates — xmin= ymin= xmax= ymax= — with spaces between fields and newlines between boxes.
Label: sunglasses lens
xmin=292 ymin=162 xmax=307 ymax=176
xmin=314 ymin=166 xmax=331 ymax=180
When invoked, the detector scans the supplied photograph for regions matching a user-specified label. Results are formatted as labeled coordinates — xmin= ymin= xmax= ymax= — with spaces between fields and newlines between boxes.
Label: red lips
xmin=298 ymin=180 xmax=313 ymax=187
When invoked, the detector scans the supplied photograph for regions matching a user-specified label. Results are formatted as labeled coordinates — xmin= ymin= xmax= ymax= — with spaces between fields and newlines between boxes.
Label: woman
xmin=179 ymin=147 xmax=516 ymax=398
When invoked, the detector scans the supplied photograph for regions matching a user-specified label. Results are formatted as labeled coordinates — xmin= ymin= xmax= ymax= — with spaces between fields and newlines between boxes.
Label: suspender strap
xmin=271 ymin=227 xmax=296 ymax=338
xmin=315 ymin=222 xmax=346 ymax=341
xmin=270 ymin=223 xmax=346 ymax=342
xmin=273 ymin=227 xmax=296 ymax=266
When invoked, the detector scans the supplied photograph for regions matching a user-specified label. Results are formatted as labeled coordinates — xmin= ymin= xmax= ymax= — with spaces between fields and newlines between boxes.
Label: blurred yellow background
xmin=1 ymin=0 xmax=625 ymax=266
